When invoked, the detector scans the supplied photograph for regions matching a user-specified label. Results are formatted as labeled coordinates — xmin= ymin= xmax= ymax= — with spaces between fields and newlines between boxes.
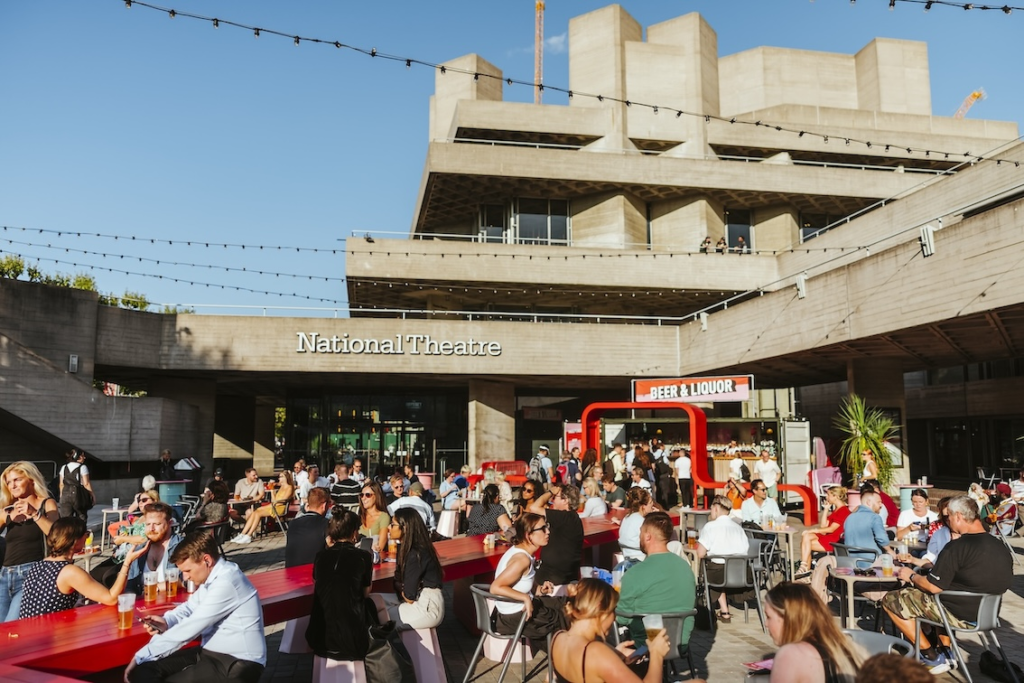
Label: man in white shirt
xmin=753 ymin=451 xmax=783 ymax=500
xmin=349 ymin=458 xmax=367 ymax=483
xmin=292 ymin=460 xmax=309 ymax=489
xmin=299 ymin=464 xmax=329 ymax=503
xmin=387 ymin=481 xmax=435 ymax=531
xmin=674 ymin=448 xmax=693 ymax=508
xmin=1011 ymin=468 xmax=1024 ymax=503
xmin=126 ymin=530 xmax=265 ymax=683
xmin=741 ymin=479 xmax=782 ymax=525
xmin=537 ymin=445 xmax=554 ymax=484
xmin=629 ymin=466 xmax=652 ymax=491
xmin=696 ymin=495 xmax=750 ymax=622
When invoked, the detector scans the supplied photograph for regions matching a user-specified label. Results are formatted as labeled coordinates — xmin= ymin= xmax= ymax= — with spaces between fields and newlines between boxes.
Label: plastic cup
xmin=580 ymin=566 xmax=594 ymax=579
xmin=117 ymin=593 xmax=135 ymax=630
xmin=612 ymin=568 xmax=624 ymax=592
xmin=112 ymin=498 xmax=120 ymax=511
xmin=143 ymin=571 xmax=158 ymax=602
xmin=166 ymin=567 xmax=179 ymax=598
xmin=642 ymin=614 xmax=663 ymax=641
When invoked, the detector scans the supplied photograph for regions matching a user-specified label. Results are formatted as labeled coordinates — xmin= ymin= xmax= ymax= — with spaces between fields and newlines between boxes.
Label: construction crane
xmin=954 ymin=88 xmax=986 ymax=119
xmin=535 ymin=1 xmax=544 ymax=104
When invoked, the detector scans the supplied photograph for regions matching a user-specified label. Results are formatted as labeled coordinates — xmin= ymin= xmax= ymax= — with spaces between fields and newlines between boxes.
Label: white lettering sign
xmin=295 ymin=332 xmax=502 ymax=357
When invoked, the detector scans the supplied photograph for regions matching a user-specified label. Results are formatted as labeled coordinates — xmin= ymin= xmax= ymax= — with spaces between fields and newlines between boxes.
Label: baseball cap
xmin=214 ymin=467 xmax=225 ymax=476
xmin=538 ymin=445 xmax=549 ymax=452
xmin=996 ymin=482 xmax=1012 ymax=496
xmin=409 ymin=482 xmax=425 ymax=495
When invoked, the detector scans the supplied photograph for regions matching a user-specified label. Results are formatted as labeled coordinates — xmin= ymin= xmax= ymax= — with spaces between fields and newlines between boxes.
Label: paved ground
xmin=84 ymin=498 xmax=1024 ymax=682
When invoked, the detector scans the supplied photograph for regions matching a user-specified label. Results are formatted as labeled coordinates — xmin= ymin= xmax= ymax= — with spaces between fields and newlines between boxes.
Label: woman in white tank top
xmin=489 ymin=511 xmax=569 ymax=638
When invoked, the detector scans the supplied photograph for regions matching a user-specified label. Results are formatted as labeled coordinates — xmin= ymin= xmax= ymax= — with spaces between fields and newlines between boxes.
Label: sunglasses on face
xmin=755 ymin=488 xmax=767 ymax=492
xmin=360 ymin=492 xmax=375 ymax=499
xmin=530 ymin=524 xmax=551 ymax=534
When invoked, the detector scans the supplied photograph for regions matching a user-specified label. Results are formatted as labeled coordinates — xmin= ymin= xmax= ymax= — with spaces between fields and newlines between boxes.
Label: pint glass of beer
xmin=166 ymin=567 xmax=179 ymax=598
xmin=117 ymin=593 xmax=136 ymax=630
xmin=642 ymin=614 xmax=664 ymax=641
xmin=143 ymin=571 xmax=158 ymax=603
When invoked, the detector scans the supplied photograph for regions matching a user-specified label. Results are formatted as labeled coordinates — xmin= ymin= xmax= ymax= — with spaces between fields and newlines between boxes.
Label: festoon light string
xmin=881 ymin=0 xmax=1020 ymax=13
xmin=118 ymin=0 xmax=1022 ymax=166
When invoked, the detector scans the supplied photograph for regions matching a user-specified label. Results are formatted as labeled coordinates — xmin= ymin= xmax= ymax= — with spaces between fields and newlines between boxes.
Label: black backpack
xmin=64 ymin=464 xmax=94 ymax=513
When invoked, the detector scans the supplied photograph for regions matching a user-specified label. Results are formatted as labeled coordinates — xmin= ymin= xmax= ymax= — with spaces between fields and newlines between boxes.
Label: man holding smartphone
xmin=125 ymin=530 xmax=265 ymax=683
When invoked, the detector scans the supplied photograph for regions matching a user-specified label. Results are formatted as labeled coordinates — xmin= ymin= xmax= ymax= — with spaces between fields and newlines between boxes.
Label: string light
xmin=0 ymin=225 xmax=343 ymax=253
xmin=114 ymin=0 xmax=1018 ymax=165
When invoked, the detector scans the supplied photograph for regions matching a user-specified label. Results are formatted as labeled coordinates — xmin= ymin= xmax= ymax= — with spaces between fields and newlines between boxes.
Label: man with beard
xmin=124 ymin=502 xmax=182 ymax=594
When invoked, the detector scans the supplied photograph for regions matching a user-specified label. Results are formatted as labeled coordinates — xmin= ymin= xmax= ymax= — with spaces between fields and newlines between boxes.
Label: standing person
xmin=58 ymin=449 xmax=94 ymax=519
xmin=489 ymin=512 xmax=568 ymax=638
xmin=764 ymin=582 xmax=865 ymax=682
xmin=305 ymin=509 xmax=374 ymax=663
xmin=358 ymin=481 xmax=391 ymax=550
xmin=126 ymin=530 xmax=266 ymax=683
xmin=696 ymin=496 xmax=749 ymax=623
xmin=529 ymin=483 xmax=585 ymax=586
xmin=230 ymin=471 xmax=294 ymax=544
xmin=796 ymin=487 xmax=850 ymax=576
xmin=377 ymin=508 xmax=444 ymax=630
xmin=754 ymin=451 xmax=783 ymax=500
xmin=883 ymin=495 xmax=1013 ymax=673
xmin=0 ymin=462 xmax=60 ymax=622
xmin=604 ymin=444 xmax=626 ymax=486
xmin=675 ymin=447 xmax=693 ymax=508
xmin=741 ymin=479 xmax=782 ymax=525
xmin=860 ymin=449 xmax=879 ymax=483
xmin=156 ymin=449 xmax=177 ymax=482
xmin=728 ymin=444 xmax=747 ymax=483
xmin=20 ymin=517 xmax=147 ymax=619
xmin=285 ymin=487 xmax=330 ymax=568
xmin=551 ymin=578 xmax=677 ymax=683
xmin=580 ymin=448 xmax=600 ymax=483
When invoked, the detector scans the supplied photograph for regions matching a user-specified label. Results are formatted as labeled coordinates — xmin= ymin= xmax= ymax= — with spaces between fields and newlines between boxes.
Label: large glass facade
xmin=284 ymin=390 xmax=468 ymax=480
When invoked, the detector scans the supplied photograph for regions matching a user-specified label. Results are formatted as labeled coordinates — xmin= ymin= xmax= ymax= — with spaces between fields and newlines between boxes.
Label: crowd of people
xmin=2 ymin=450 xmax=1022 ymax=683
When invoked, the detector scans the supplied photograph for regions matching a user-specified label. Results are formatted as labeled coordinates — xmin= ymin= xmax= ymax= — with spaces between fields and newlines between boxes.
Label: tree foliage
xmin=0 ymin=258 xmax=159 ymax=313
xmin=833 ymin=394 xmax=898 ymax=492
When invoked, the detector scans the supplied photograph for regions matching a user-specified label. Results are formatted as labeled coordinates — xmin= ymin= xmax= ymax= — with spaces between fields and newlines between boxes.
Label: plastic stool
xmin=313 ymin=656 xmax=366 ymax=683
xmin=279 ymin=615 xmax=312 ymax=654
xmin=401 ymin=628 xmax=446 ymax=683
xmin=437 ymin=509 xmax=459 ymax=538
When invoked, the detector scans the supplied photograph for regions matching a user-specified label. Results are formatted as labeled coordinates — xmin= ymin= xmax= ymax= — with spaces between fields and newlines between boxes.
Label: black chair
xmin=702 ymin=542 xmax=767 ymax=633
xmin=196 ymin=517 xmax=232 ymax=557
xmin=744 ymin=531 xmax=783 ymax=588
xmin=613 ymin=609 xmax=699 ymax=681
xmin=829 ymin=543 xmax=887 ymax=631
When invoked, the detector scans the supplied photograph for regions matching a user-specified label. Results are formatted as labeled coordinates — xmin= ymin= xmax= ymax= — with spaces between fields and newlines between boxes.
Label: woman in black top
xmin=0 ymin=462 xmax=60 ymax=622
xmin=377 ymin=507 xmax=444 ymax=630
xmin=305 ymin=509 xmax=375 ymax=660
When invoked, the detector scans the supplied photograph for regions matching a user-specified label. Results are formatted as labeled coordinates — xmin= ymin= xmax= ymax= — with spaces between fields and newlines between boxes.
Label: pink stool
xmin=313 ymin=656 xmax=366 ymax=683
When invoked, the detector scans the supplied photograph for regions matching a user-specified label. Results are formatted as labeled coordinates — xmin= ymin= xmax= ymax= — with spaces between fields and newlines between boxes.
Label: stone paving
xmin=82 ymin=501 xmax=1024 ymax=682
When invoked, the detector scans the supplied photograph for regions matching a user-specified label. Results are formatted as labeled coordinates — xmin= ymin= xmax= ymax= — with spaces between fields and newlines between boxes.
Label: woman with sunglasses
xmin=358 ymin=481 xmax=391 ymax=550
xmin=510 ymin=479 xmax=542 ymax=521
xmin=376 ymin=508 xmax=444 ymax=630
xmin=232 ymin=470 xmax=295 ymax=544
xmin=490 ymin=512 xmax=569 ymax=638
xmin=466 ymin=484 xmax=512 ymax=537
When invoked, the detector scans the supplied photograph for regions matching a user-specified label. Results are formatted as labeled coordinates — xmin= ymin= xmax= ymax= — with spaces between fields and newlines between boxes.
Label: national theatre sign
xmin=295 ymin=332 xmax=502 ymax=357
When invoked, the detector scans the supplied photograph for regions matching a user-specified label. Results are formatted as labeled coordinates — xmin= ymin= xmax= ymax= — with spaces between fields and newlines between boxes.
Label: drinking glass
xmin=686 ymin=530 xmax=697 ymax=549
xmin=143 ymin=571 xmax=158 ymax=603
xmin=166 ymin=567 xmax=179 ymax=598
xmin=117 ymin=593 xmax=135 ymax=630
xmin=642 ymin=614 xmax=664 ymax=641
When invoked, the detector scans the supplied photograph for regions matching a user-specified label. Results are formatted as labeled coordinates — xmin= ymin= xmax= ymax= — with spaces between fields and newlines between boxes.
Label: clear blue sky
xmin=2 ymin=1 xmax=1021 ymax=314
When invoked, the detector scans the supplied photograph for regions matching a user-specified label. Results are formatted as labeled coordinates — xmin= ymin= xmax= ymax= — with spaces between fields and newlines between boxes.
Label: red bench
xmin=466 ymin=460 xmax=529 ymax=489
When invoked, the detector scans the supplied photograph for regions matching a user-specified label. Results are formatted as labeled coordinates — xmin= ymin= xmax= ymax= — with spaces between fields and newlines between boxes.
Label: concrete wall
xmin=468 ymin=379 xmax=515 ymax=467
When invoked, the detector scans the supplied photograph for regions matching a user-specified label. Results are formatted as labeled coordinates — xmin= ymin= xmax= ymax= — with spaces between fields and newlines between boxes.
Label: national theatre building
xmin=4 ymin=6 xmax=1024 ymax=496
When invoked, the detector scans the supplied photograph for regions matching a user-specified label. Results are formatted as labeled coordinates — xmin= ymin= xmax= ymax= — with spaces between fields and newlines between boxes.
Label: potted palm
xmin=832 ymin=395 xmax=897 ymax=492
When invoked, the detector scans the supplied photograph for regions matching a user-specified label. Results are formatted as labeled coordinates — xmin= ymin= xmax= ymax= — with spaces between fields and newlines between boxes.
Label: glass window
xmin=725 ymin=209 xmax=751 ymax=252
xmin=514 ymin=198 xmax=571 ymax=246
xmin=479 ymin=204 xmax=507 ymax=243
xmin=800 ymin=213 xmax=828 ymax=242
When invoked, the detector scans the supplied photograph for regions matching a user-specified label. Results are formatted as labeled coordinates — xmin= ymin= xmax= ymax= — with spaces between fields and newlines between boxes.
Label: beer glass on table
xmin=166 ymin=567 xmax=179 ymax=598
xmin=117 ymin=593 xmax=135 ymax=630
xmin=143 ymin=571 xmax=158 ymax=603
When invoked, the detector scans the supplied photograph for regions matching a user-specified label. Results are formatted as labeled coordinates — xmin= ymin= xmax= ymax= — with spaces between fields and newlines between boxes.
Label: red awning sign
xmin=632 ymin=375 xmax=754 ymax=403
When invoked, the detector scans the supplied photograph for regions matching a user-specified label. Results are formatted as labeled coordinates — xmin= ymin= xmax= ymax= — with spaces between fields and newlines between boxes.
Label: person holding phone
xmin=896 ymin=489 xmax=938 ymax=542
xmin=550 ymin=578 xmax=703 ymax=683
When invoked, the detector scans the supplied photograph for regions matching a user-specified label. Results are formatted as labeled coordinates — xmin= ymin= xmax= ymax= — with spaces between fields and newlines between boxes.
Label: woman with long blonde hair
xmin=764 ymin=582 xmax=865 ymax=683
xmin=231 ymin=470 xmax=295 ymax=544
xmin=0 ymin=462 xmax=61 ymax=621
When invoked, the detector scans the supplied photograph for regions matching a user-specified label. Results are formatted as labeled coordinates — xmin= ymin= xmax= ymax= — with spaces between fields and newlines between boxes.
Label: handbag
xmin=363 ymin=620 xmax=416 ymax=683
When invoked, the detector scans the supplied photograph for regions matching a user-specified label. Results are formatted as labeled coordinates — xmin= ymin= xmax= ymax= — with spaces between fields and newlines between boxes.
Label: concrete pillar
xmin=847 ymin=358 xmax=910 ymax=485
xmin=650 ymin=196 xmax=723 ymax=251
xmin=855 ymin=39 xmax=931 ymax=116
xmin=214 ymin=395 xmax=256 ymax=463
xmin=572 ymin=192 xmax=647 ymax=249
xmin=253 ymin=404 xmax=276 ymax=475
xmin=753 ymin=206 xmax=798 ymax=254
xmin=148 ymin=377 xmax=215 ymax=471
xmin=430 ymin=54 xmax=503 ymax=141
xmin=468 ymin=380 xmax=515 ymax=468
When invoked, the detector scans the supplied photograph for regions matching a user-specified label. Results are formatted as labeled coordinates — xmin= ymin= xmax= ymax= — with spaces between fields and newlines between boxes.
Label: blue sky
xmin=1 ymin=1 xmax=1021 ymax=314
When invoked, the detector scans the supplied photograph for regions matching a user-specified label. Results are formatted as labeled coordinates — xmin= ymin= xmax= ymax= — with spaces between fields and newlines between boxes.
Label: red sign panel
xmin=632 ymin=375 xmax=754 ymax=403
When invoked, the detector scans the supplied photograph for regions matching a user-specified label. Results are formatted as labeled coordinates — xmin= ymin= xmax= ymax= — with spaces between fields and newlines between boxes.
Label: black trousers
xmin=494 ymin=596 xmax=568 ymax=640
xmin=678 ymin=478 xmax=693 ymax=508
xmin=129 ymin=649 xmax=264 ymax=683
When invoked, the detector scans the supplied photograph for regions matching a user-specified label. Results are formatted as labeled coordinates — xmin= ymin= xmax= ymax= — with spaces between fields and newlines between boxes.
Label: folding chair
xmin=913 ymin=591 xmax=1019 ymax=683
xmin=613 ymin=609 xmax=699 ymax=681
xmin=977 ymin=467 xmax=999 ymax=490
xmin=462 ymin=584 xmax=553 ymax=683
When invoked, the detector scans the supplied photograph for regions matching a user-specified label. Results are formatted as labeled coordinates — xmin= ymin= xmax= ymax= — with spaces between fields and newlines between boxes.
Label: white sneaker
xmin=231 ymin=534 xmax=251 ymax=544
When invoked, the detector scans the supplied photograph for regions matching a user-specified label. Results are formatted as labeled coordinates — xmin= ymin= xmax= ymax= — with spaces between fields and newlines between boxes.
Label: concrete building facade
xmin=4 ymin=6 xmax=1024 ymax=495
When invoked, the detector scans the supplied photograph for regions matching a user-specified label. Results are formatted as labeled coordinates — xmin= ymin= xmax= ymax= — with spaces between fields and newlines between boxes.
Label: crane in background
xmin=535 ymin=1 xmax=545 ymax=104
xmin=954 ymin=88 xmax=986 ymax=119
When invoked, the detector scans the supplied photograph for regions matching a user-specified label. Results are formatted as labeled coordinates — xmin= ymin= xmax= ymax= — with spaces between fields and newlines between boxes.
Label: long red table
xmin=0 ymin=513 xmax=638 ymax=682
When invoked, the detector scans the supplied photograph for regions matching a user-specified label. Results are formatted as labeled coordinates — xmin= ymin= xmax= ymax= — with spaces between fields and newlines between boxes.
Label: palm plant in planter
xmin=833 ymin=395 xmax=897 ymax=492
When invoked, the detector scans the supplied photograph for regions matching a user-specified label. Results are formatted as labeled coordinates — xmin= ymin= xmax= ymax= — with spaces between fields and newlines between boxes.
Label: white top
xmin=618 ymin=512 xmax=646 ymax=561
xmin=741 ymin=497 xmax=782 ymax=524
xmin=729 ymin=457 xmax=745 ymax=480
xmin=494 ymin=547 xmax=535 ymax=614
xmin=579 ymin=496 xmax=608 ymax=519
xmin=61 ymin=462 xmax=89 ymax=480
xmin=753 ymin=459 xmax=782 ymax=488
xmin=299 ymin=475 xmax=329 ymax=500
xmin=697 ymin=515 xmax=749 ymax=563
xmin=896 ymin=509 xmax=938 ymax=529
xmin=630 ymin=479 xmax=652 ymax=491
xmin=1012 ymin=479 xmax=1024 ymax=502
xmin=674 ymin=454 xmax=692 ymax=479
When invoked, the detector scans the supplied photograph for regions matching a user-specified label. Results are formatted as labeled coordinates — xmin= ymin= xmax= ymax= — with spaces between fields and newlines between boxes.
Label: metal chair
xmin=913 ymin=591 xmax=1019 ymax=683
xmin=462 ymin=584 xmax=552 ymax=683
xmin=267 ymin=499 xmax=292 ymax=535
xmin=829 ymin=543 xmax=886 ymax=630
xmin=991 ymin=511 xmax=1022 ymax=566
xmin=195 ymin=517 xmax=232 ymax=557
xmin=977 ymin=467 xmax=1000 ymax=490
xmin=701 ymin=542 xmax=767 ymax=633
xmin=613 ymin=609 xmax=699 ymax=681
xmin=843 ymin=629 xmax=914 ymax=657
xmin=744 ymin=530 xmax=783 ymax=587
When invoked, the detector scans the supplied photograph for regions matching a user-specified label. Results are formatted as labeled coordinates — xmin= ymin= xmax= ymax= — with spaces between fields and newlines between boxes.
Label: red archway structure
xmin=580 ymin=401 xmax=818 ymax=525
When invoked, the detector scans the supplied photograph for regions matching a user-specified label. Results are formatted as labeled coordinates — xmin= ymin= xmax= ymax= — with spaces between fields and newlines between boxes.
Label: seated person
xmin=328 ymin=463 xmax=361 ymax=509
xmin=741 ymin=479 xmax=781 ymax=525
xmin=230 ymin=471 xmax=295 ymax=544
xmin=233 ymin=468 xmax=266 ymax=519
xmin=796 ymin=486 xmax=850 ymax=576
xmin=465 ymin=484 xmax=512 ymax=537
xmin=898 ymin=497 xmax=955 ymax=571
xmin=387 ymin=481 xmax=435 ymax=532
xmin=107 ymin=476 xmax=158 ymax=538
xmin=696 ymin=495 xmax=749 ymax=623
xmin=982 ymin=483 xmax=1018 ymax=536
xmin=439 ymin=469 xmax=465 ymax=511
xmin=616 ymin=488 xmax=656 ymax=569
xmin=602 ymin=474 xmax=627 ymax=509
xmin=529 ymin=483 xmax=585 ymax=586
xmin=895 ymin=488 xmax=938 ymax=542
xmin=843 ymin=491 xmax=891 ymax=557
xmin=579 ymin=478 xmax=608 ymax=518
xmin=184 ymin=480 xmax=229 ymax=533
